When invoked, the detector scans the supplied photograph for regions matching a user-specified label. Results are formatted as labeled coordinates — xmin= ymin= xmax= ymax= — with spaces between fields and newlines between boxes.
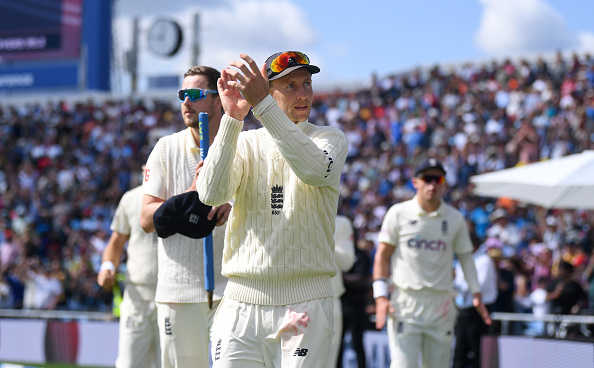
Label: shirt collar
xmin=296 ymin=120 xmax=310 ymax=131
xmin=412 ymin=195 xmax=445 ymax=217
xmin=185 ymin=127 xmax=200 ymax=155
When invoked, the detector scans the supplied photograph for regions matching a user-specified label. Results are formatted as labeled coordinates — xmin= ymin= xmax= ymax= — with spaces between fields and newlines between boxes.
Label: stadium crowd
xmin=1 ymin=51 xmax=594 ymax=339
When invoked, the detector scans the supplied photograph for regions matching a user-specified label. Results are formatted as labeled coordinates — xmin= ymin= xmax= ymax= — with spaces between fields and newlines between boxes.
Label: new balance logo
xmin=164 ymin=317 xmax=172 ymax=335
xmin=293 ymin=348 xmax=308 ymax=357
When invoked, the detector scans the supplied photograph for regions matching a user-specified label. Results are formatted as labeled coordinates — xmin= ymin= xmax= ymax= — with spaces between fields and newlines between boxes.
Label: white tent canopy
xmin=470 ymin=150 xmax=594 ymax=209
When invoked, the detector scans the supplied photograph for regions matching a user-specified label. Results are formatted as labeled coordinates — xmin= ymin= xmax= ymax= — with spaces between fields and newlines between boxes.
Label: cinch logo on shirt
xmin=407 ymin=238 xmax=447 ymax=251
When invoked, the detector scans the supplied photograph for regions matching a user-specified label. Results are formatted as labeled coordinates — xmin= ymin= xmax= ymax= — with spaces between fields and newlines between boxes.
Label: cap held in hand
xmin=153 ymin=191 xmax=217 ymax=239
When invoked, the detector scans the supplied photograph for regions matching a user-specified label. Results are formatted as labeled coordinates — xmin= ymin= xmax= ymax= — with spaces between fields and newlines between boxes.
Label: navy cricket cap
xmin=153 ymin=191 xmax=217 ymax=239
xmin=266 ymin=51 xmax=320 ymax=81
xmin=414 ymin=158 xmax=446 ymax=176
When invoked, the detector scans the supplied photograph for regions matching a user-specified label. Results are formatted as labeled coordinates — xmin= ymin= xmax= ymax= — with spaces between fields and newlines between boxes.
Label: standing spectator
xmin=547 ymin=261 xmax=587 ymax=315
xmin=373 ymin=159 xmax=491 ymax=368
xmin=505 ymin=117 xmax=540 ymax=165
xmin=519 ymin=276 xmax=551 ymax=336
xmin=486 ymin=209 xmax=521 ymax=254
xmin=453 ymin=239 xmax=498 ymax=368
xmin=584 ymin=248 xmax=594 ymax=314
xmin=141 ymin=66 xmax=231 ymax=368
xmin=486 ymin=240 xmax=516 ymax=334
xmin=328 ymin=215 xmax=356 ymax=368
xmin=97 ymin=181 xmax=160 ymax=368
xmin=0 ymin=228 xmax=21 ymax=272
xmin=23 ymin=257 xmax=63 ymax=310
xmin=196 ymin=51 xmax=348 ymax=367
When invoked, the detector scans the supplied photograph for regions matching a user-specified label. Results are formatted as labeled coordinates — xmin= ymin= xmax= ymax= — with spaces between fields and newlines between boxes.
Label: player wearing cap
xmin=140 ymin=66 xmax=232 ymax=368
xmin=196 ymin=51 xmax=348 ymax=367
xmin=98 ymin=183 xmax=160 ymax=368
xmin=373 ymin=159 xmax=492 ymax=368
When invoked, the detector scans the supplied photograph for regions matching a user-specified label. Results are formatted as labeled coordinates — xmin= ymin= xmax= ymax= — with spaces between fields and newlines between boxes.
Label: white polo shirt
xmin=378 ymin=196 xmax=473 ymax=292
xmin=144 ymin=128 xmax=226 ymax=304
xmin=110 ymin=185 xmax=158 ymax=301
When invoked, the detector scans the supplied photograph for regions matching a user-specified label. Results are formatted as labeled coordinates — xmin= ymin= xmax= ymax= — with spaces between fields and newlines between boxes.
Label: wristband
xmin=100 ymin=261 xmax=116 ymax=272
xmin=373 ymin=278 xmax=389 ymax=299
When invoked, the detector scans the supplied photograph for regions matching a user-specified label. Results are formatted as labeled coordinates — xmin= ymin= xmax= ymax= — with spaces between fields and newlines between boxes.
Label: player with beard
xmin=140 ymin=66 xmax=231 ymax=368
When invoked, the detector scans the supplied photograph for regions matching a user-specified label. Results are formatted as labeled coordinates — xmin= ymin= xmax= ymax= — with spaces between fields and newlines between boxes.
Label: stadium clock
xmin=147 ymin=19 xmax=183 ymax=57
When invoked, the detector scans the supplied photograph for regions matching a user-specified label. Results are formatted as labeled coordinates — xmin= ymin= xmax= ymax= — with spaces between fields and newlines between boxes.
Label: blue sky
xmin=115 ymin=0 xmax=594 ymax=92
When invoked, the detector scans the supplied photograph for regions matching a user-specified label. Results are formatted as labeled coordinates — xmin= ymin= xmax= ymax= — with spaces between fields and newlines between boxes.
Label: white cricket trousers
xmin=387 ymin=289 xmax=457 ymax=368
xmin=211 ymin=296 xmax=333 ymax=368
xmin=157 ymin=300 xmax=221 ymax=368
xmin=116 ymin=296 xmax=160 ymax=368
xmin=327 ymin=296 xmax=343 ymax=368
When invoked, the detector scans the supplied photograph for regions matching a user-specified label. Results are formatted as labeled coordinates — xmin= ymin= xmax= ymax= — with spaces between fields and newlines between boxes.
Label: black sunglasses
xmin=178 ymin=88 xmax=218 ymax=102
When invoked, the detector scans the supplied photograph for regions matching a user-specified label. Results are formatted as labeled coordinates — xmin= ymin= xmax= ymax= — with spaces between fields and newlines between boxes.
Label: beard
xmin=184 ymin=114 xmax=200 ymax=129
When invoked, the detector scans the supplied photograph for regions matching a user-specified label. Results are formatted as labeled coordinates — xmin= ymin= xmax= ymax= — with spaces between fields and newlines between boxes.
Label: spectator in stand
xmin=0 ymin=228 xmax=21 ymax=272
xmin=453 ymin=237 xmax=498 ymax=368
xmin=485 ymin=238 xmax=516 ymax=334
xmin=584 ymin=248 xmax=594 ymax=314
xmin=486 ymin=209 xmax=522 ymax=256
xmin=23 ymin=257 xmax=63 ymax=310
xmin=518 ymin=276 xmax=551 ymax=337
xmin=547 ymin=261 xmax=587 ymax=316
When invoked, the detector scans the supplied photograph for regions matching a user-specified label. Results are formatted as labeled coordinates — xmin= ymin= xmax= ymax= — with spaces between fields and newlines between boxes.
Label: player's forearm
xmin=373 ymin=244 xmax=393 ymax=280
xmin=197 ymin=115 xmax=242 ymax=206
xmin=101 ymin=232 xmax=128 ymax=269
xmin=140 ymin=201 xmax=161 ymax=233
xmin=254 ymin=96 xmax=348 ymax=186
xmin=458 ymin=252 xmax=481 ymax=295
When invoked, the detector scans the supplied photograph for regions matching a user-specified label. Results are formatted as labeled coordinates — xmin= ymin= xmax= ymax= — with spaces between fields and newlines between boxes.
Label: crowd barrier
xmin=0 ymin=310 xmax=592 ymax=367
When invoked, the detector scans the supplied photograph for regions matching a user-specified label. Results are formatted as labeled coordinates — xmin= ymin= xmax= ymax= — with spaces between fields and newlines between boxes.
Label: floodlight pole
xmin=130 ymin=17 xmax=139 ymax=93
xmin=191 ymin=13 xmax=200 ymax=67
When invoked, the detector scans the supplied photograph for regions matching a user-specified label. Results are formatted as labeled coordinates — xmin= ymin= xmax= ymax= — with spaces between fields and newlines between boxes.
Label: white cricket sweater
xmin=144 ymin=128 xmax=227 ymax=303
xmin=110 ymin=185 xmax=158 ymax=301
xmin=197 ymin=95 xmax=348 ymax=306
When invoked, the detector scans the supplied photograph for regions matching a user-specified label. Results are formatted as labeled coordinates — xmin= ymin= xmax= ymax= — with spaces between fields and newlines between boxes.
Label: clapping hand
xmin=218 ymin=53 xmax=270 ymax=120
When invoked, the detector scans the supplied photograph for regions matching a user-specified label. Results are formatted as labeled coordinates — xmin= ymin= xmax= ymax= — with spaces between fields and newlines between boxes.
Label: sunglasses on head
xmin=270 ymin=51 xmax=311 ymax=73
xmin=419 ymin=175 xmax=445 ymax=184
xmin=178 ymin=88 xmax=218 ymax=102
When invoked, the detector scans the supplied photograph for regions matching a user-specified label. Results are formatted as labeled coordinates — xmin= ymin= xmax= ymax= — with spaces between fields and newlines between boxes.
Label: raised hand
xmin=225 ymin=53 xmax=270 ymax=108
xmin=218 ymin=68 xmax=252 ymax=121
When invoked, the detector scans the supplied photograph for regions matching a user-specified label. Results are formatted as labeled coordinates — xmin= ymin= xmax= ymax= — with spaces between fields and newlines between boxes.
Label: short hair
xmin=184 ymin=66 xmax=220 ymax=91
xmin=558 ymin=261 xmax=574 ymax=274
